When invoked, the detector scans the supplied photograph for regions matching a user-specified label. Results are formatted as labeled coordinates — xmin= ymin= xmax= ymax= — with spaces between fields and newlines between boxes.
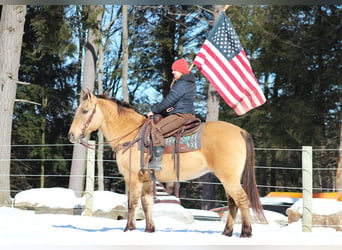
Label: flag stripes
xmin=193 ymin=12 xmax=266 ymax=115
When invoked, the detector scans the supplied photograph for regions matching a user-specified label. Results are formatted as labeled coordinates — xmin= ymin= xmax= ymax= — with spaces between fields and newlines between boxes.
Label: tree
xmin=0 ymin=5 xmax=26 ymax=205
xmin=69 ymin=5 xmax=104 ymax=197
xmin=121 ymin=5 xmax=129 ymax=103
xmin=220 ymin=5 xmax=341 ymax=195
xmin=336 ymin=126 xmax=342 ymax=193
xmin=12 ymin=5 xmax=78 ymax=191
xmin=200 ymin=5 xmax=225 ymax=210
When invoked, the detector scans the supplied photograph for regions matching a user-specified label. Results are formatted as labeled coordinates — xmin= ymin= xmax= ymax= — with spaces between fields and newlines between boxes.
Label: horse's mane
xmin=95 ymin=94 xmax=142 ymax=115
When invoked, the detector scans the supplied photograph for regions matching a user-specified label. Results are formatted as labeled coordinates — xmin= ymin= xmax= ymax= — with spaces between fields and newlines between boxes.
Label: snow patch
xmin=14 ymin=187 xmax=79 ymax=208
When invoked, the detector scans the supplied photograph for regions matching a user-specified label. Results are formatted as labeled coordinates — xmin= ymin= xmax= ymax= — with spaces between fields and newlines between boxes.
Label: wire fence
xmin=1 ymin=144 xmax=341 ymax=216
xmin=1 ymin=144 xmax=341 ymax=191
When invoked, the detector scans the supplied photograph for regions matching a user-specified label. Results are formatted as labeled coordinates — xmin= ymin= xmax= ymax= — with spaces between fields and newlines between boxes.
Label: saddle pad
xmin=164 ymin=124 xmax=204 ymax=154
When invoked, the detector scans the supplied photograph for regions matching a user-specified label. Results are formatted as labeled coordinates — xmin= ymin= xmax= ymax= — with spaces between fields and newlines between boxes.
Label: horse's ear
xmin=79 ymin=90 xmax=87 ymax=101
xmin=80 ymin=90 xmax=91 ymax=101
xmin=87 ymin=92 xmax=97 ymax=103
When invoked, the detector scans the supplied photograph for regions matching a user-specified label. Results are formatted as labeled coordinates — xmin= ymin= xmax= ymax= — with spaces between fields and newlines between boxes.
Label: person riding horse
xmin=68 ymin=91 xmax=266 ymax=236
xmin=147 ymin=58 xmax=197 ymax=170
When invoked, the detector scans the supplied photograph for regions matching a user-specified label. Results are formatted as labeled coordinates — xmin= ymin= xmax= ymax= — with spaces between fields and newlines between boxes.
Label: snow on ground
xmin=1 ymin=188 xmax=342 ymax=249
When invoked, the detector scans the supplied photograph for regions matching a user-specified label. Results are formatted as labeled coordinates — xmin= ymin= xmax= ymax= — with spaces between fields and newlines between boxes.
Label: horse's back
xmin=200 ymin=121 xmax=247 ymax=169
xmin=202 ymin=120 xmax=246 ymax=144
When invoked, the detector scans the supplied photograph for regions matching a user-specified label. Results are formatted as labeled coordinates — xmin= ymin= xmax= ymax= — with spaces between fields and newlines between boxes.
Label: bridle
xmin=79 ymin=103 xmax=144 ymax=152
xmin=80 ymin=104 xmax=97 ymax=140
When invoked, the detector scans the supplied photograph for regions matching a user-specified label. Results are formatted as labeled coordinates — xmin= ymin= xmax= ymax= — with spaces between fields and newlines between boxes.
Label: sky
xmin=1 ymin=188 xmax=342 ymax=250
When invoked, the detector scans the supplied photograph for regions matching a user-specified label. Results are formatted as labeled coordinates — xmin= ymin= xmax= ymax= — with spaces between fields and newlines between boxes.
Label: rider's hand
xmin=147 ymin=111 xmax=154 ymax=118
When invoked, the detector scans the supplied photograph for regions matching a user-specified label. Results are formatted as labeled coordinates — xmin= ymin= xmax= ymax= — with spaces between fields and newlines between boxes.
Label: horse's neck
xmin=99 ymin=100 xmax=145 ymax=144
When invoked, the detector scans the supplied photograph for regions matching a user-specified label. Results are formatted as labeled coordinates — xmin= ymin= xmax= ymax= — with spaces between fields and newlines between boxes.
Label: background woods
xmin=0 ymin=5 xmax=341 ymax=208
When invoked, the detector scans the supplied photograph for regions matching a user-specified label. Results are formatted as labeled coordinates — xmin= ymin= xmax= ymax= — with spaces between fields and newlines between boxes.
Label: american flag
xmin=194 ymin=12 xmax=266 ymax=115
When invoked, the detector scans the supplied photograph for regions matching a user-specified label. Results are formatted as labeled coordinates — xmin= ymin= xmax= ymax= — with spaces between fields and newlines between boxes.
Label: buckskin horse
xmin=68 ymin=91 xmax=266 ymax=237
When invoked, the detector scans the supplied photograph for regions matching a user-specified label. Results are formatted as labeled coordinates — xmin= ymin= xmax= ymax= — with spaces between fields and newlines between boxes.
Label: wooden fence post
xmin=302 ymin=146 xmax=313 ymax=232
xmin=85 ymin=140 xmax=95 ymax=216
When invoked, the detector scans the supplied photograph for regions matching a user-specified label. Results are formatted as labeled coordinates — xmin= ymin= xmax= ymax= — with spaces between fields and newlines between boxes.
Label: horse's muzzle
xmin=68 ymin=132 xmax=79 ymax=144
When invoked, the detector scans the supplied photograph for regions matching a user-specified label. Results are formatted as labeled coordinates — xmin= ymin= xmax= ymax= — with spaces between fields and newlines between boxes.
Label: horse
xmin=68 ymin=91 xmax=266 ymax=238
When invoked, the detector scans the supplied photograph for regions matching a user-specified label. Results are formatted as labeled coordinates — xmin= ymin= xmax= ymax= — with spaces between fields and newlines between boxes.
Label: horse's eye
xmin=82 ymin=109 xmax=89 ymax=114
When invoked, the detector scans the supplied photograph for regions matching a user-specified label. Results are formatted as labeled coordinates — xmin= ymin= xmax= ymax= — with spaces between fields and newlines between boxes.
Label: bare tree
xmin=96 ymin=6 xmax=121 ymax=191
xmin=69 ymin=5 xmax=104 ymax=197
xmin=0 ymin=5 xmax=26 ymax=205
xmin=121 ymin=5 xmax=129 ymax=103
xmin=200 ymin=5 xmax=225 ymax=210
xmin=97 ymin=32 xmax=105 ymax=192
xmin=336 ymin=126 xmax=342 ymax=193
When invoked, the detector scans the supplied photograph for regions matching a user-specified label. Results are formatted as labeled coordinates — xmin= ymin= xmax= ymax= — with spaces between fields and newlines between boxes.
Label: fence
xmin=2 ymin=143 xmax=341 ymax=232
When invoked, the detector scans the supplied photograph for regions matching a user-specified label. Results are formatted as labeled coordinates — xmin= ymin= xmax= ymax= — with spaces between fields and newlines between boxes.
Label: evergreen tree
xmin=12 ymin=5 xmax=78 ymax=192
xmin=220 ymin=5 xmax=341 ymax=195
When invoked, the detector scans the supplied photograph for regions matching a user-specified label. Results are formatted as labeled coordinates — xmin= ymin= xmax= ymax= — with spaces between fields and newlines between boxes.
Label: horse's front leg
xmin=140 ymin=171 xmax=155 ymax=232
xmin=124 ymin=175 xmax=142 ymax=232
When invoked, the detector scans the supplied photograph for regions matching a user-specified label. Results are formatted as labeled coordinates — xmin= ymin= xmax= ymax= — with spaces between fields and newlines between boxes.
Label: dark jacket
xmin=152 ymin=73 xmax=196 ymax=116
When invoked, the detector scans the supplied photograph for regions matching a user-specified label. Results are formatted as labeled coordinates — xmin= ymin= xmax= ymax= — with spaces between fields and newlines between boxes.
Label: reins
xmin=80 ymin=122 xmax=144 ymax=152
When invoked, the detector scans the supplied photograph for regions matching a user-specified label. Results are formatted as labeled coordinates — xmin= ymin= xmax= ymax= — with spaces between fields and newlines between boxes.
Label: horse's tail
xmin=241 ymin=130 xmax=267 ymax=223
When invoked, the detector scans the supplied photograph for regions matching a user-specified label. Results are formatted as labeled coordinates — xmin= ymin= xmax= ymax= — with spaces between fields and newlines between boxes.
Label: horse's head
xmin=68 ymin=91 xmax=103 ymax=144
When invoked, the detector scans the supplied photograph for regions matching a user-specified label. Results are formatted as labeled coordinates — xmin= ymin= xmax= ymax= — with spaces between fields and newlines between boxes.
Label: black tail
xmin=241 ymin=131 xmax=267 ymax=223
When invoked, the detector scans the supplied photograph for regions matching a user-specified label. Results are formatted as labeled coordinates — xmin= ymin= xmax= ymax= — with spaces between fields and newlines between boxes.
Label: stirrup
xmin=148 ymin=159 xmax=162 ymax=171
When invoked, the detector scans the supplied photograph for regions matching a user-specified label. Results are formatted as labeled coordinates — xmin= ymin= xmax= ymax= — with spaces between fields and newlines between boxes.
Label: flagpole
xmin=189 ymin=63 xmax=194 ymax=71
xmin=223 ymin=5 xmax=230 ymax=11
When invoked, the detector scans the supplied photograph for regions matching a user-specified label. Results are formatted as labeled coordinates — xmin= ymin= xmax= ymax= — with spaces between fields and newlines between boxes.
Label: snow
xmin=92 ymin=191 xmax=127 ymax=212
xmin=289 ymin=198 xmax=342 ymax=215
xmin=1 ymin=188 xmax=342 ymax=249
xmin=260 ymin=197 xmax=299 ymax=205
xmin=14 ymin=187 xmax=80 ymax=208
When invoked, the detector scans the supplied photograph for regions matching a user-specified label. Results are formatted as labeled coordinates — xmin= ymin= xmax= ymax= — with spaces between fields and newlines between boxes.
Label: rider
xmin=147 ymin=58 xmax=197 ymax=170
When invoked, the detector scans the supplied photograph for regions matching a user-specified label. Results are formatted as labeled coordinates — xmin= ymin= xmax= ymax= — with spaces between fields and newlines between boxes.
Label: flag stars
xmin=208 ymin=16 xmax=243 ymax=59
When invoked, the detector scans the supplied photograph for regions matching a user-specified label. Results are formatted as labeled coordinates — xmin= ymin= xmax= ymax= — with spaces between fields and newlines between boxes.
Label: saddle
xmin=138 ymin=114 xmax=204 ymax=179
xmin=141 ymin=114 xmax=203 ymax=152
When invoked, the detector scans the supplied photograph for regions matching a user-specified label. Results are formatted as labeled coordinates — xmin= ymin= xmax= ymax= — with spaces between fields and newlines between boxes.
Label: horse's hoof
xmin=144 ymin=227 xmax=155 ymax=233
xmin=124 ymin=226 xmax=135 ymax=232
xmin=221 ymin=228 xmax=233 ymax=237
xmin=240 ymin=232 xmax=252 ymax=238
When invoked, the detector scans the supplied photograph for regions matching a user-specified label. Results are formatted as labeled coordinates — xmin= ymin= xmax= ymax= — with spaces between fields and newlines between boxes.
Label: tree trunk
xmin=69 ymin=5 xmax=104 ymax=197
xmin=0 ymin=5 xmax=26 ymax=205
xmin=200 ymin=5 xmax=225 ymax=210
xmin=96 ymin=38 xmax=105 ymax=192
xmin=122 ymin=5 xmax=129 ymax=103
xmin=336 ymin=126 xmax=342 ymax=193
xmin=40 ymin=95 xmax=47 ymax=188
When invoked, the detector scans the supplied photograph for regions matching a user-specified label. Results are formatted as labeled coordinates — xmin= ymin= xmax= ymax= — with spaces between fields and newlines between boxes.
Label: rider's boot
xmin=149 ymin=146 xmax=164 ymax=171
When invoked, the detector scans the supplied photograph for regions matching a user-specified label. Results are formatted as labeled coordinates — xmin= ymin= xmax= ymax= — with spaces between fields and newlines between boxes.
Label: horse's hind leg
xmin=223 ymin=184 xmax=252 ymax=238
xmin=222 ymin=195 xmax=238 ymax=237
xmin=140 ymin=171 xmax=155 ymax=232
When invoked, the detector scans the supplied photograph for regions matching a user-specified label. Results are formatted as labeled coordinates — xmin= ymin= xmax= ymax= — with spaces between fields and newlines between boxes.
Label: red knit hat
xmin=172 ymin=58 xmax=190 ymax=74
